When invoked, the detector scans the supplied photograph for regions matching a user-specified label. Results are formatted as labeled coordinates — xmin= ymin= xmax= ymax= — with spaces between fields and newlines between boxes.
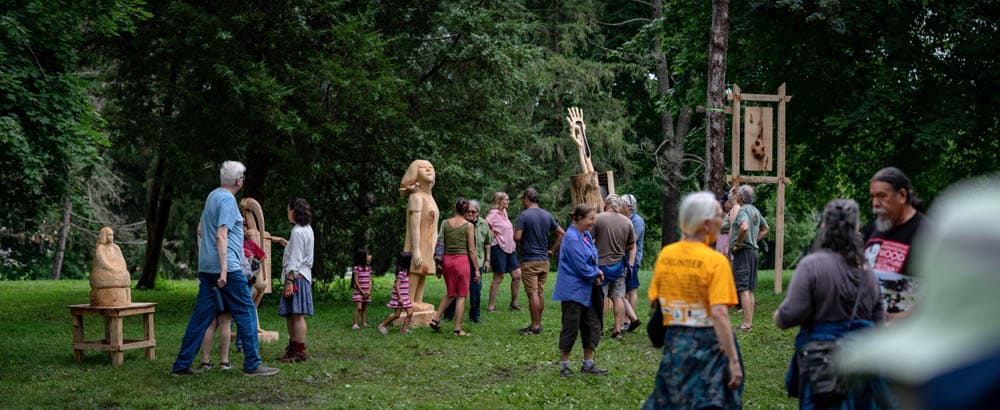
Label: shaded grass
xmin=0 ymin=270 xmax=797 ymax=409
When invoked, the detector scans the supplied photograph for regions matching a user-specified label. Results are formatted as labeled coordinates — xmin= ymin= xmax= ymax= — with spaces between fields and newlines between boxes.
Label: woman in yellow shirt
xmin=643 ymin=192 xmax=743 ymax=409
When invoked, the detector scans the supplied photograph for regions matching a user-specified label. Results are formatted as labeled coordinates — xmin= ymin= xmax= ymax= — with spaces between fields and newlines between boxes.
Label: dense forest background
xmin=3 ymin=0 xmax=998 ymax=284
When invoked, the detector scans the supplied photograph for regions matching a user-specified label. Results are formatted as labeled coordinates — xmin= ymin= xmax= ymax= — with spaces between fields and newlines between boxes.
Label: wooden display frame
xmin=727 ymin=83 xmax=792 ymax=293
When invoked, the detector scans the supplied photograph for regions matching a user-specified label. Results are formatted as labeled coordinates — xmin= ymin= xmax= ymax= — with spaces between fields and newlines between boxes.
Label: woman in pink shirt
xmin=486 ymin=191 xmax=523 ymax=311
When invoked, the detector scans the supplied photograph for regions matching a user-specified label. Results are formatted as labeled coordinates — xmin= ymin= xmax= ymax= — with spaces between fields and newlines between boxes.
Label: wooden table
xmin=67 ymin=302 xmax=157 ymax=366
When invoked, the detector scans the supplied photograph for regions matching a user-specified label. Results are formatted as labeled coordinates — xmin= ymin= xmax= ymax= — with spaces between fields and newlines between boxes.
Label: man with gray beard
xmin=862 ymin=167 xmax=927 ymax=277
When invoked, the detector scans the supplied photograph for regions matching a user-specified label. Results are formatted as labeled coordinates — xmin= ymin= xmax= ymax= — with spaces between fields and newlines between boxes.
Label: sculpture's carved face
xmin=99 ymin=228 xmax=114 ymax=245
xmin=417 ymin=162 xmax=435 ymax=183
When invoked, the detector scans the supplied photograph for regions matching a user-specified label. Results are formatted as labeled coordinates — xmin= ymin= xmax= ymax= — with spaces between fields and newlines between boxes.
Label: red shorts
xmin=442 ymin=254 xmax=471 ymax=297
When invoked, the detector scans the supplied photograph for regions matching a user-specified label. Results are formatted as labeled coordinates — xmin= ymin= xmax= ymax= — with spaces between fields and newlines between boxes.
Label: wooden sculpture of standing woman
xmin=400 ymin=159 xmax=439 ymax=306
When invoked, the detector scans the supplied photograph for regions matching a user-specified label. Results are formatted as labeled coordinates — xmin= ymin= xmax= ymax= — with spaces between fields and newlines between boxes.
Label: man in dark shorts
xmin=514 ymin=188 xmax=565 ymax=335
xmin=728 ymin=185 xmax=768 ymax=332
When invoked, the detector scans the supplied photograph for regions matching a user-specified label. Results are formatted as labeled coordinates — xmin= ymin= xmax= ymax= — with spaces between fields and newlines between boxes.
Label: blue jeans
xmin=172 ymin=271 xmax=262 ymax=372
xmin=444 ymin=265 xmax=483 ymax=321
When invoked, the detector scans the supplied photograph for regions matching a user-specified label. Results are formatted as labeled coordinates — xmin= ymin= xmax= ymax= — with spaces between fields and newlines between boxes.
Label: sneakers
xmin=171 ymin=368 xmax=203 ymax=377
xmin=581 ymin=365 xmax=609 ymax=375
xmin=400 ymin=328 xmax=411 ymax=334
xmin=559 ymin=367 xmax=574 ymax=378
xmin=243 ymin=365 xmax=280 ymax=377
xmin=378 ymin=324 xmax=389 ymax=335
xmin=352 ymin=324 xmax=361 ymax=330
xmin=219 ymin=361 xmax=233 ymax=371
xmin=518 ymin=326 xmax=542 ymax=336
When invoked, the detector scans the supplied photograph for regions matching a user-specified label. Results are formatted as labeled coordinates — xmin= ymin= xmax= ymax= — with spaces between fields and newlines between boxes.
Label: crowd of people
xmin=170 ymin=161 xmax=1000 ymax=410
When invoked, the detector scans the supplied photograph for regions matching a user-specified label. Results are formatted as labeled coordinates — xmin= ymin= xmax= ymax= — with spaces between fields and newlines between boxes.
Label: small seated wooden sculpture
xmin=89 ymin=227 xmax=132 ymax=307
xmin=400 ymin=159 xmax=439 ymax=306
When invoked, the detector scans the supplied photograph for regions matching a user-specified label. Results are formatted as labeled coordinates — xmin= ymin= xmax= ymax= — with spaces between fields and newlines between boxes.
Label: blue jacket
xmin=552 ymin=225 xmax=601 ymax=306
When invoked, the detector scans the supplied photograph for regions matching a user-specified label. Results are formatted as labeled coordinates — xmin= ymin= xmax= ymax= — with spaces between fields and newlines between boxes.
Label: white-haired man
xmin=728 ymin=185 xmax=768 ymax=332
xmin=172 ymin=161 xmax=279 ymax=377
xmin=593 ymin=194 xmax=638 ymax=339
xmin=621 ymin=194 xmax=645 ymax=332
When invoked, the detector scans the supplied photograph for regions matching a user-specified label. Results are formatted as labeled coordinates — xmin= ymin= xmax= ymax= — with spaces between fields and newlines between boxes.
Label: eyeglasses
xmin=467 ymin=210 xmax=479 ymax=215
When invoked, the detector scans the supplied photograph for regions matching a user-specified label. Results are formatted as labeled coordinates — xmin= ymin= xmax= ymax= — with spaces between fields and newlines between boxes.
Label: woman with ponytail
xmin=773 ymin=199 xmax=886 ymax=408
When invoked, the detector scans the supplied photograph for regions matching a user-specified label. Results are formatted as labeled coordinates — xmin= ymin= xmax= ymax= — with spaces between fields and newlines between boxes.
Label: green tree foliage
xmin=733 ymin=0 xmax=1000 ymax=212
xmin=0 ymin=0 xmax=149 ymax=278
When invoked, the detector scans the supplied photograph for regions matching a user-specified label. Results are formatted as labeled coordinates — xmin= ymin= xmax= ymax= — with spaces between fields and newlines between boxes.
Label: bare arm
xmin=710 ymin=304 xmax=743 ymax=390
xmin=216 ymin=225 xmax=229 ymax=287
xmin=466 ymin=222 xmax=479 ymax=275
xmin=734 ymin=221 xmax=749 ymax=249
xmin=757 ymin=221 xmax=770 ymax=241
xmin=514 ymin=229 xmax=523 ymax=242
xmin=549 ymin=226 xmax=565 ymax=256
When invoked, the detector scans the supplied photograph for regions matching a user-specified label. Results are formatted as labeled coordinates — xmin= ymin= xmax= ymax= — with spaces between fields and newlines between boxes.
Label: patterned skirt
xmin=387 ymin=271 xmax=412 ymax=309
xmin=278 ymin=276 xmax=314 ymax=317
xmin=643 ymin=326 xmax=743 ymax=409
xmin=352 ymin=270 xmax=372 ymax=303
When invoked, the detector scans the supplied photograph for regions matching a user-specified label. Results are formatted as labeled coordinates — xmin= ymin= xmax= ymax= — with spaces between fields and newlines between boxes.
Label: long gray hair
xmin=814 ymin=199 xmax=865 ymax=268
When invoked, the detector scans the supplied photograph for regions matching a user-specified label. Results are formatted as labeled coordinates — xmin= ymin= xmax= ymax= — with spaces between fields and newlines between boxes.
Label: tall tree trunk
xmin=50 ymin=197 xmax=73 ymax=280
xmin=652 ymin=0 xmax=686 ymax=246
xmin=705 ymin=0 xmax=730 ymax=197
xmin=136 ymin=156 xmax=174 ymax=289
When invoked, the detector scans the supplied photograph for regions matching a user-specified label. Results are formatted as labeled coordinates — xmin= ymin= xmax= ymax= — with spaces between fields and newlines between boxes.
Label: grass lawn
xmin=0 ymin=270 xmax=797 ymax=409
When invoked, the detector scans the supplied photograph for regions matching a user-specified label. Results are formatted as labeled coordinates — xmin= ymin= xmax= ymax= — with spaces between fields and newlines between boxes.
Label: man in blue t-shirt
xmin=621 ymin=194 xmax=645 ymax=332
xmin=514 ymin=188 xmax=565 ymax=335
xmin=171 ymin=161 xmax=279 ymax=377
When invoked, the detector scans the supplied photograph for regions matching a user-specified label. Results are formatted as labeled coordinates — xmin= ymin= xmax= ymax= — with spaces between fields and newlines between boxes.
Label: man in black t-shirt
xmin=863 ymin=167 xmax=926 ymax=276
xmin=863 ymin=167 xmax=928 ymax=319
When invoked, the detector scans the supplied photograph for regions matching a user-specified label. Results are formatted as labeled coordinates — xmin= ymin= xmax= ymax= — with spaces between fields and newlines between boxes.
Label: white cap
xmin=621 ymin=194 xmax=637 ymax=209
xmin=838 ymin=176 xmax=1000 ymax=385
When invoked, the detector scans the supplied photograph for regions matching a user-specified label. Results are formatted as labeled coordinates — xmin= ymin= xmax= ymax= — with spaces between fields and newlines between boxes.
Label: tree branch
xmin=598 ymin=18 xmax=651 ymax=27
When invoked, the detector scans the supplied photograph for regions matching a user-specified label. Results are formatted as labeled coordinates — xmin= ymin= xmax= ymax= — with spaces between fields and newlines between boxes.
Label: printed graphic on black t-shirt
xmin=863 ymin=212 xmax=925 ymax=313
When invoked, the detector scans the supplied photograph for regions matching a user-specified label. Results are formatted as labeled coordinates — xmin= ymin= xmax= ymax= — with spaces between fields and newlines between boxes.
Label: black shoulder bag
xmin=797 ymin=284 xmax=863 ymax=403
xmin=647 ymin=300 xmax=666 ymax=348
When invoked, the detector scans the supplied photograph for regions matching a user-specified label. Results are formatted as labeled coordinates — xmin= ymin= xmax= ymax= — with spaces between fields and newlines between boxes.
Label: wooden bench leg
xmin=106 ymin=317 xmax=124 ymax=366
xmin=72 ymin=314 xmax=84 ymax=362
xmin=143 ymin=312 xmax=156 ymax=360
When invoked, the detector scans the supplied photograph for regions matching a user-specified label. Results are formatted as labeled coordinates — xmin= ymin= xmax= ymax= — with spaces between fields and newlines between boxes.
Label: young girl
xmin=352 ymin=248 xmax=372 ymax=329
xmin=378 ymin=252 xmax=414 ymax=334
xmin=269 ymin=198 xmax=315 ymax=363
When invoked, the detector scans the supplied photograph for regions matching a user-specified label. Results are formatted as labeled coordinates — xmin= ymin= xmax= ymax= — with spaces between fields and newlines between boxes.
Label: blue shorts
xmin=490 ymin=246 xmax=519 ymax=273
xmin=626 ymin=264 xmax=640 ymax=291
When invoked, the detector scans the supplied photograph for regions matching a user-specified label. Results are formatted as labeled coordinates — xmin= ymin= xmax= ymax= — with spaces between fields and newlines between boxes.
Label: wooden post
xmin=730 ymin=85 xmax=742 ymax=186
xmin=143 ymin=312 xmax=156 ymax=360
xmin=72 ymin=314 xmax=84 ymax=362
xmin=775 ymin=83 xmax=787 ymax=294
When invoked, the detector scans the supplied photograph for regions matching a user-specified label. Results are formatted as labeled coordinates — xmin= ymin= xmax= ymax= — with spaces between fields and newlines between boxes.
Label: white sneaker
xmin=352 ymin=324 xmax=361 ymax=330
xmin=378 ymin=324 xmax=388 ymax=335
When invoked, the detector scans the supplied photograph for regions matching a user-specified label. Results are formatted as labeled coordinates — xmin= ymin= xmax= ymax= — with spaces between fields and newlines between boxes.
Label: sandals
xmin=200 ymin=361 xmax=213 ymax=370
xmin=219 ymin=361 xmax=233 ymax=371
xmin=429 ymin=319 xmax=441 ymax=332
xmin=452 ymin=329 xmax=471 ymax=337
xmin=509 ymin=303 xmax=523 ymax=311
xmin=486 ymin=307 xmax=497 ymax=312
xmin=736 ymin=324 xmax=753 ymax=332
